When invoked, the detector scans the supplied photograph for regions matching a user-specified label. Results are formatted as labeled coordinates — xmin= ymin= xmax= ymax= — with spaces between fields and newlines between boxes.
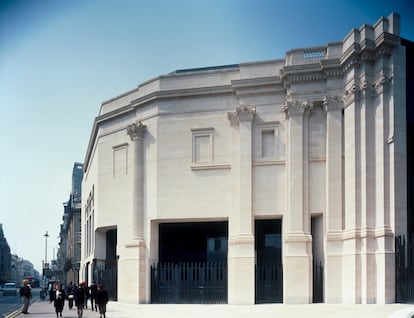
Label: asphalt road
xmin=0 ymin=287 xmax=40 ymax=317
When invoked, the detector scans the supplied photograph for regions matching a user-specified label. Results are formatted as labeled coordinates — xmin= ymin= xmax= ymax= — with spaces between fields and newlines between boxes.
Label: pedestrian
xmin=89 ymin=280 xmax=98 ymax=311
xmin=84 ymin=283 xmax=90 ymax=309
xmin=19 ymin=279 xmax=32 ymax=314
xmin=66 ymin=281 xmax=75 ymax=310
xmin=95 ymin=284 xmax=109 ymax=318
xmin=75 ymin=282 xmax=87 ymax=318
xmin=49 ymin=283 xmax=66 ymax=317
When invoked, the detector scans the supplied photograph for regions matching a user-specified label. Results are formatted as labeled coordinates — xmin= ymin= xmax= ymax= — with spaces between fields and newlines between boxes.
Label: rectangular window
xmin=258 ymin=122 xmax=285 ymax=161
xmin=262 ymin=129 xmax=275 ymax=158
xmin=192 ymin=128 xmax=214 ymax=164
xmin=194 ymin=135 xmax=210 ymax=162
xmin=113 ymin=144 xmax=128 ymax=177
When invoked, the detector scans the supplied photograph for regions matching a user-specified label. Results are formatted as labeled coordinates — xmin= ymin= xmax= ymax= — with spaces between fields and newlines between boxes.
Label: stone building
xmin=58 ymin=162 xmax=83 ymax=284
xmin=0 ymin=224 xmax=11 ymax=283
xmin=81 ymin=13 xmax=412 ymax=304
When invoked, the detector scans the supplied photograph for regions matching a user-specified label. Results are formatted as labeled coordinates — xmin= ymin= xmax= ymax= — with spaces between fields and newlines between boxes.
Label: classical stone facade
xmin=58 ymin=162 xmax=83 ymax=285
xmin=81 ymin=13 xmax=410 ymax=304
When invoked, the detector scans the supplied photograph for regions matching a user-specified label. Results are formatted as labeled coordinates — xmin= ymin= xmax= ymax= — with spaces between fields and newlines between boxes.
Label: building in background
xmin=80 ymin=13 xmax=412 ymax=304
xmin=10 ymin=255 xmax=39 ymax=285
xmin=57 ymin=162 xmax=83 ymax=285
xmin=0 ymin=224 xmax=11 ymax=283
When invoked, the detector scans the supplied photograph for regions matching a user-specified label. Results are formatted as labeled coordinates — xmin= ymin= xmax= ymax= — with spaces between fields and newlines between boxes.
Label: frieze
xmin=341 ymin=41 xmax=396 ymax=75
xmin=127 ymin=121 xmax=146 ymax=141
xmin=227 ymin=105 xmax=256 ymax=126
xmin=286 ymin=72 xmax=325 ymax=83
xmin=342 ymin=55 xmax=361 ymax=73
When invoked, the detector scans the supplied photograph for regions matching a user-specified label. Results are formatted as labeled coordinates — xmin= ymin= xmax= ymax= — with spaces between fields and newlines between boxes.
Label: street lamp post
xmin=44 ymin=231 xmax=49 ymax=265
xmin=41 ymin=231 xmax=50 ymax=296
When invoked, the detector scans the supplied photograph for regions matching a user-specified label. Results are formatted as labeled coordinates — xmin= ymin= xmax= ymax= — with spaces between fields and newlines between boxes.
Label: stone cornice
xmin=231 ymin=76 xmax=283 ymax=97
xmin=340 ymin=35 xmax=399 ymax=74
xmin=281 ymin=59 xmax=343 ymax=86
xmin=83 ymin=105 xmax=135 ymax=173
xmin=130 ymin=85 xmax=233 ymax=108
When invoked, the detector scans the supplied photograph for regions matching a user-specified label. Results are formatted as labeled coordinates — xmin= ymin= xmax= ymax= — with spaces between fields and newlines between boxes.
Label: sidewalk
xmin=6 ymin=299 xmax=414 ymax=318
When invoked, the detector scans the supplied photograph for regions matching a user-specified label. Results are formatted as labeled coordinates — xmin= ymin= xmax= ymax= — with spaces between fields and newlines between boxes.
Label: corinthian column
xmin=119 ymin=121 xmax=146 ymax=304
xmin=126 ymin=121 xmax=146 ymax=242
xmin=226 ymin=105 xmax=256 ymax=304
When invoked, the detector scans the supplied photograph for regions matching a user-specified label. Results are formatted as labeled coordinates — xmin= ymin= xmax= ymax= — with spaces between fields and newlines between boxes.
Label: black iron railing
xmin=94 ymin=259 xmax=118 ymax=301
xmin=151 ymin=262 xmax=227 ymax=304
xmin=313 ymin=260 xmax=324 ymax=303
xmin=396 ymin=235 xmax=414 ymax=303
xmin=255 ymin=261 xmax=283 ymax=304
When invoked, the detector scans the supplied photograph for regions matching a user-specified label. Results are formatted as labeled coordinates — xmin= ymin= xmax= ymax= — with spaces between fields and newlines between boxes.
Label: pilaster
xmin=323 ymin=96 xmax=344 ymax=303
xmin=226 ymin=105 xmax=256 ymax=304
xmin=360 ymin=73 xmax=377 ymax=304
xmin=342 ymin=83 xmax=362 ymax=304
xmin=373 ymin=69 xmax=395 ymax=303
xmin=281 ymin=100 xmax=312 ymax=304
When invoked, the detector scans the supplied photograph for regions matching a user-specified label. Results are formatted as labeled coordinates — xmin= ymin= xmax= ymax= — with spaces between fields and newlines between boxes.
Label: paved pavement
xmin=5 ymin=299 xmax=414 ymax=318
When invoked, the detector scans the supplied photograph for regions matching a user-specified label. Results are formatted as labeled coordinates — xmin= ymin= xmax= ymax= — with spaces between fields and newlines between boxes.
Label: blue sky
xmin=1 ymin=0 xmax=413 ymax=272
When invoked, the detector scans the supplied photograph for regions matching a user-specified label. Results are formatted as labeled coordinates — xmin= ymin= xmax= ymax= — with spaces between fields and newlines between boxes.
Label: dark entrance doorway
xmin=151 ymin=221 xmax=228 ymax=303
xmin=255 ymin=219 xmax=283 ymax=303
xmin=93 ymin=229 xmax=118 ymax=300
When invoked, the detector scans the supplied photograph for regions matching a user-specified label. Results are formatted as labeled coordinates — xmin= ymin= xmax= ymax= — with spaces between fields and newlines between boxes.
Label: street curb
xmin=3 ymin=297 xmax=39 ymax=318
xmin=387 ymin=307 xmax=414 ymax=318
xmin=3 ymin=309 xmax=20 ymax=318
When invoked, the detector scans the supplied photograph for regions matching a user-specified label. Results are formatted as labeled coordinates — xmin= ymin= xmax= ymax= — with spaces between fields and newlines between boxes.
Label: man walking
xmin=19 ymin=279 xmax=32 ymax=314
xmin=89 ymin=280 xmax=98 ymax=311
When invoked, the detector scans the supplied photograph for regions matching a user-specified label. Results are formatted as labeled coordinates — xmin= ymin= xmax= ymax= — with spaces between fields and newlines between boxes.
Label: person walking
xmin=89 ymin=280 xmax=98 ymax=311
xmin=74 ymin=282 xmax=87 ymax=318
xmin=95 ymin=284 xmax=109 ymax=318
xmin=49 ymin=283 xmax=66 ymax=317
xmin=66 ymin=281 xmax=75 ymax=310
xmin=19 ymin=279 xmax=32 ymax=314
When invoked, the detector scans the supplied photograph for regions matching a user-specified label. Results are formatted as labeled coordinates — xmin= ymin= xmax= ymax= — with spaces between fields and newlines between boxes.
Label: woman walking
xmin=49 ymin=283 xmax=66 ymax=317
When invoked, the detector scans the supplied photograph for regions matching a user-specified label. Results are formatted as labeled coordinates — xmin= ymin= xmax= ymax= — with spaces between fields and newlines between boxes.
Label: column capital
xmin=343 ymin=83 xmax=361 ymax=107
xmin=323 ymin=95 xmax=344 ymax=112
xmin=281 ymin=100 xmax=310 ymax=117
xmin=227 ymin=105 xmax=256 ymax=126
xmin=127 ymin=121 xmax=146 ymax=141
xmin=373 ymin=73 xmax=392 ymax=96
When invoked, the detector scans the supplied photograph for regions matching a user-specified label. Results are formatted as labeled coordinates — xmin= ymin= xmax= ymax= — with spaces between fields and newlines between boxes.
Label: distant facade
xmin=10 ymin=255 xmax=37 ymax=285
xmin=58 ymin=162 xmax=83 ymax=284
xmin=81 ymin=13 xmax=412 ymax=304
xmin=0 ymin=224 xmax=11 ymax=283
